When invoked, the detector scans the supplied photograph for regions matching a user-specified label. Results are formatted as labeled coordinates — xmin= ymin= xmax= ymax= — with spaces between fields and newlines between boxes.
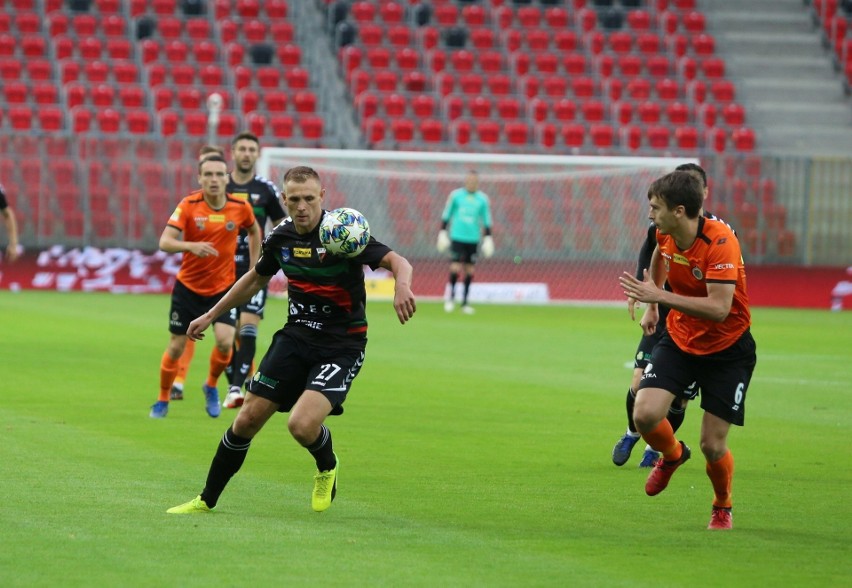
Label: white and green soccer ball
xmin=319 ymin=207 xmax=371 ymax=258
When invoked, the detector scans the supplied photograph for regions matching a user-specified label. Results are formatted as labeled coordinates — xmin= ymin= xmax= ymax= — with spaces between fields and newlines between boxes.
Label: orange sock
xmin=159 ymin=351 xmax=180 ymax=402
xmin=175 ymin=338 xmax=196 ymax=385
xmin=641 ymin=419 xmax=682 ymax=461
xmin=706 ymin=450 xmax=734 ymax=509
xmin=207 ymin=346 xmax=232 ymax=388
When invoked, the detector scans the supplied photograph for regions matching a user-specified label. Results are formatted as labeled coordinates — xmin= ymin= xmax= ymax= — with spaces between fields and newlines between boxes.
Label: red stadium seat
xmin=390 ymin=119 xmax=415 ymax=144
xmin=299 ymin=115 xmax=324 ymax=140
xmin=91 ymin=84 xmax=115 ymax=107
xmin=638 ymin=101 xmax=661 ymax=124
xmin=675 ymin=126 xmax=700 ymax=150
xmin=722 ymin=103 xmax=746 ymax=126
xmin=553 ymin=98 xmax=577 ymax=121
xmin=622 ymin=125 xmax=643 ymax=151
xmin=475 ymin=120 xmax=500 ymax=145
xmin=96 ymin=108 xmax=121 ymax=133
xmin=411 ymin=94 xmax=436 ymax=117
xmin=126 ymin=109 xmax=152 ymax=134
xmin=710 ymin=80 xmax=736 ymax=102
xmin=246 ymin=112 xmax=267 ymax=137
xmin=590 ymin=124 xmax=615 ymax=149
xmin=265 ymin=89 xmax=288 ymax=112
xmin=106 ymin=38 xmax=133 ymax=60
xmin=613 ymin=101 xmax=633 ymax=125
xmin=731 ymin=127 xmax=756 ymax=151
xmin=33 ymin=82 xmax=58 ymax=104
xmin=535 ymin=122 xmax=557 ymax=148
xmin=497 ymin=97 xmax=522 ymax=120
xmin=666 ymin=102 xmax=690 ymax=124
xmin=505 ymin=122 xmax=529 ymax=145
xmin=419 ymin=118 xmax=444 ymax=143
xmin=383 ymin=93 xmax=406 ymax=117
xmin=581 ymin=100 xmax=606 ymax=122
xmin=469 ymin=96 xmax=492 ymax=119
xmin=269 ymin=114 xmax=294 ymax=139
xmin=561 ymin=123 xmax=585 ymax=148
xmin=363 ymin=117 xmax=385 ymax=145
xmin=646 ymin=125 xmax=670 ymax=149
xmin=37 ymin=105 xmax=63 ymax=131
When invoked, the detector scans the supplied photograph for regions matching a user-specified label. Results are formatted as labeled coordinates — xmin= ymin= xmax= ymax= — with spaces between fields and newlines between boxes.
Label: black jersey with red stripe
xmin=254 ymin=210 xmax=392 ymax=346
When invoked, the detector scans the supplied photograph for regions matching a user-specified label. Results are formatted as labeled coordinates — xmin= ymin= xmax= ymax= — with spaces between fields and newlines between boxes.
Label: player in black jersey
xmin=612 ymin=163 xmax=723 ymax=467
xmin=167 ymin=165 xmax=416 ymax=515
xmin=222 ymin=132 xmax=287 ymax=409
xmin=0 ymin=182 xmax=20 ymax=263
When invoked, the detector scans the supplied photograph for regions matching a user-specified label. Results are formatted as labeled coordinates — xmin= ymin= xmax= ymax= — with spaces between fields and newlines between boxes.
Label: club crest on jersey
xmin=280 ymin=248 xmax=291 ymax=262
xmin=317 ymin=247 xmax=327 ymax=262
xmin=692 ymin=267 xmax=704 ymax=280
xmin=226 ymin=221 xmax=236 ymax=231
xmin=251 ymin=193 xmax=260 ymax=203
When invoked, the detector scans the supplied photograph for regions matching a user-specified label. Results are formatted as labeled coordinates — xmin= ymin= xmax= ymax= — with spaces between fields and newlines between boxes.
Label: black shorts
xmin=450 ymin=241 xmax=478 ymax=264
xmin=637 ymin=330 xmax=757 ymax=426
xmin=246 ymin=328 xmax=366 ymax=414
xmin=168 ymin=280 xmax=237 ymax=335
xmin=237 ymin=284 xmax=268 ymax=318
xmin=632 ymin=305 xmax=671 ymax=370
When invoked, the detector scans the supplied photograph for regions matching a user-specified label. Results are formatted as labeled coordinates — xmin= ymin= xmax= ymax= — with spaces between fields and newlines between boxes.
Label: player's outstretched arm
xmin=187 ymin=268 xmax=272 ymax=340
xmin=380 ymin=251 xmax=416 ymax=324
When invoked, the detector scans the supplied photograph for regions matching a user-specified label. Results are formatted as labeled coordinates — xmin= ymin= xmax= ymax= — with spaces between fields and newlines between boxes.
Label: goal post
xmin=258 ymin=148 xmax=694 ymax=303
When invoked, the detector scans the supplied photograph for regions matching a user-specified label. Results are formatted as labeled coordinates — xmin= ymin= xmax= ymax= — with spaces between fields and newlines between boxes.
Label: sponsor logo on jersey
xmin=209 ymin=214 xmax=225 ymax=223
xmin=673 ymin=253 xmax=689 ymax=265
xmin=294 ymin=247 xmax=312 ymax=258
xmin=717 ymin=237 xmax=727 ymax=245
xmin=692 ymin=267 xmax=704 ymax=280
xmin=170 ymin=207 xmax=182 ymax=222
xmin=232 ymin=192 xmax=249 ymax=201
xmin=713 ymin=263 xmax=734 ymax=270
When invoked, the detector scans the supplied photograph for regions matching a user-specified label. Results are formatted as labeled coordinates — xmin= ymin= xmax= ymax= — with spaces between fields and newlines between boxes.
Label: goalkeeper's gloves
xmin=437 ymin=230 xmax=450 ymax=253
xmin=481 ymin=236 xmax=494 ymax=258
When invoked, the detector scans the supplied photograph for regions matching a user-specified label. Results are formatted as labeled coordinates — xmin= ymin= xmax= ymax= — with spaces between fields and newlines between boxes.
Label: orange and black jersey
xmin=167 ymin=191 xmax=257 ymax=296
xmin=254 ymin=211 xmax=392 ymax=345
xmin=228 ymin=175 xmax=285 ymax=271
xmin=657 ymin=216 xmax=751 ymax=355
xmin=638 ymin=210 xmax=731 ymax=324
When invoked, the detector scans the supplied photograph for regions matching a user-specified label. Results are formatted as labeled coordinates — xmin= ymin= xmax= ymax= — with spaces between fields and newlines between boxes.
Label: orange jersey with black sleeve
xmin=167 ymin=191 xmax=257 ymax=296
xmin=658 ymin=217 xmax=751 ymax=355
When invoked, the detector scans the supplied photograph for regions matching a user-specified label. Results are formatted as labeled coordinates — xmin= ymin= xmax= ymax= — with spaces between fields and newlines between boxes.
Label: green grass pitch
xmin=1 ymin=291 xmax=850 ymax=587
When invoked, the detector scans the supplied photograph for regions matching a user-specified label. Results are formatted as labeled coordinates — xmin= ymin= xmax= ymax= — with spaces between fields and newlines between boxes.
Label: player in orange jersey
xmin=170 ymin=145 xmax=227 ymax=401
xmin=619 ymin=171 xmax=757 ymax=530
xmin=150 ymin=154 xmax=261 ymax=419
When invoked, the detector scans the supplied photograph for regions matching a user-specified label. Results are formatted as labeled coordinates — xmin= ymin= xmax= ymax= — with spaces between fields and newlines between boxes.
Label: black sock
xmin=626 ymin=387 xmax=638 ymax=433
xmin=224 ymin=340 xmax=238 ymax=385
xmin=463 ymin=274 xmax=472 ymax=305
xmin=448 ymin=272 xmax=458 ymax=299
xmin=230 ymin=324 xmax=257 ymax=389
xmin=667 ymin=403 xmax=687 ymax=433
xmin=200 ymin=427 xmax=252 ymax=508
xmin=306 ymin=425 xmax=336 ymax=472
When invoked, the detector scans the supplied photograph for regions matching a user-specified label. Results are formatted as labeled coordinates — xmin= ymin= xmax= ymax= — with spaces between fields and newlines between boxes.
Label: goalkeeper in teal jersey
xmin=437 ymin=170 xmax=494 ymax=314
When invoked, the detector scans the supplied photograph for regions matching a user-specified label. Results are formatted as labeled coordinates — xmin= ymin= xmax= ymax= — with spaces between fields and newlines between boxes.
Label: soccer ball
xmin=319 ymin=207 xmax=371 ymax=258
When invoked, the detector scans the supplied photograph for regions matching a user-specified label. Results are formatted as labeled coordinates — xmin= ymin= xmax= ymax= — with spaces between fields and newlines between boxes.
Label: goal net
xmin=258 ymin=148 xmax=692 ymax=303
